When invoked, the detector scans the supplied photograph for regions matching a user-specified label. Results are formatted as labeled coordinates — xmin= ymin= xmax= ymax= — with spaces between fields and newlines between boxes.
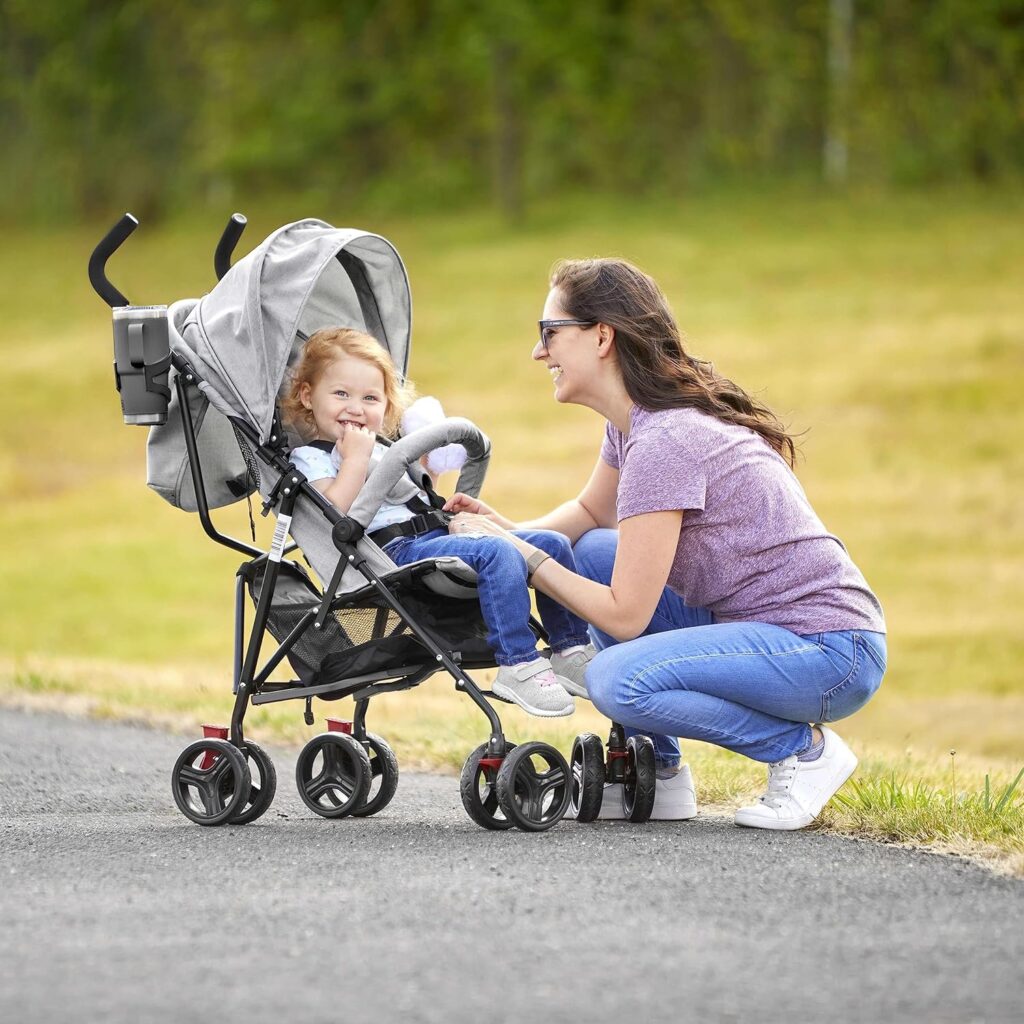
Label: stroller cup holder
xmin=112 ymin=305 xmax=172 ymax=425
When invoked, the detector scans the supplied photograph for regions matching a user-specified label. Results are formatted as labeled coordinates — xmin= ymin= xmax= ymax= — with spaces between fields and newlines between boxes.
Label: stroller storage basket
xmin=246 ymin=559 xmax=495 ymax=686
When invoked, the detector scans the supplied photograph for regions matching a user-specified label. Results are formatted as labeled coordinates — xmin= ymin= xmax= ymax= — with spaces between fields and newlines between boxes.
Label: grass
xmin=1 ymin=185 xmax=1022 ymax=870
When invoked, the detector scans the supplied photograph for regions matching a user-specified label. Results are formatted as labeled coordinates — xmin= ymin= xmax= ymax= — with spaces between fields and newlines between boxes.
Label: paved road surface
xmin=1 ymin=708 xmax=1021 ymax=1023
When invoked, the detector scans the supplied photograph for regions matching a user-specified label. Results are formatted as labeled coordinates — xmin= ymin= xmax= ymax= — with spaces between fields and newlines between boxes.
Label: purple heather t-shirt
xmin=600 ymin=407 xmax=885 ymax=636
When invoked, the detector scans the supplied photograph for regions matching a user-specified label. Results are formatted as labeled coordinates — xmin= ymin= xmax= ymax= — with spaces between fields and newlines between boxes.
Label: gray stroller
xmin=87 ymin=213 xmax=602 ymax=833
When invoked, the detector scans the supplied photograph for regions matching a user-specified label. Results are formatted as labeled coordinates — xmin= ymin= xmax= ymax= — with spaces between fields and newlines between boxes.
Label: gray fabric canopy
xmin=170 ymin=219 xmax=411 ymax=443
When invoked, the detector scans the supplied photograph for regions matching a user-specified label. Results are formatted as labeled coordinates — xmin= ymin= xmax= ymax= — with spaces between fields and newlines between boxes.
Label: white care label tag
xmin=269 ymin=514 xmax=292 ymax=563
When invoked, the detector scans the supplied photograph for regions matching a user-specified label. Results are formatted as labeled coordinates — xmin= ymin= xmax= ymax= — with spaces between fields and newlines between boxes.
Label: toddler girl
xmin=282 ymin=326 xmax=595 ymax=717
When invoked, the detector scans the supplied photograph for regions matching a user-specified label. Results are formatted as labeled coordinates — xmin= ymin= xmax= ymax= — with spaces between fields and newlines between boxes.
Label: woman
xmin=445 ymin=257 xmax=886 ymax=831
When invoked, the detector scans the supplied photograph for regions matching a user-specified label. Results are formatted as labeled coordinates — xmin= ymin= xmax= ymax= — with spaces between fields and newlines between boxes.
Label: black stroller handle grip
xmin=214 ymin=213 xmax=248 ymax=281
xmin=88 ymin=212 xmax=139 ymax=307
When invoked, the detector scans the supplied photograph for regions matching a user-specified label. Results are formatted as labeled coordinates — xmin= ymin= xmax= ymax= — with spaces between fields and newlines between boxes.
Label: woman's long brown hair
xmin=551 ymin=258 xmax=797 ymax=466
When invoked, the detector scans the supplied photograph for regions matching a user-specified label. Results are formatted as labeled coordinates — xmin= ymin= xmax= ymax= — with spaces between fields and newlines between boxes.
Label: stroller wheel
xmin=569 ymin=733 xmax=606 ymax=822
xmin=495 ymin=742 xmax=571 ymax=833
xmin=172 ymin=739 xmax=252 ymax=826
xmin=228 ymin=742 xmax=278 ymax=825
xmin=351 ymin=734 xmax=399 ymax=817
xmin=460 ymin=742 xmax=517 ymax=830
xmin=295 ymin=733 xmax=371 ymax=819
xmin=623 ymin=735 xmax=656 ymax=823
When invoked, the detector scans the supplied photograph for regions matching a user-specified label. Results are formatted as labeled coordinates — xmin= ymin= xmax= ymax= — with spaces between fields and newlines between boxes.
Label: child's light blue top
xmin=290 ymin=442 xmax=428 ymax=535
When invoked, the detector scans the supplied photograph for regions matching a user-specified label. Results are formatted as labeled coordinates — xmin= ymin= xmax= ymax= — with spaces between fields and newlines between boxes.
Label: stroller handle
xmin=88 ymin=212 xmax=139 ymax=307
xmin=214 ymin=213 xmax=248 ymax=281
xmin=346 ymin=417 xmax=491 ymax=529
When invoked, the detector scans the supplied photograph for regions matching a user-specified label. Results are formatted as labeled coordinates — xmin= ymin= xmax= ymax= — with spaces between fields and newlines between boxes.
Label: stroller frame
xmin=88 ymin=212 xmax=614 ymax=832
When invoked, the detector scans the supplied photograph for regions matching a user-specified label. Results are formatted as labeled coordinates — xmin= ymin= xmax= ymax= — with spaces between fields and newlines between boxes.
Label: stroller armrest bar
xmin=347 ymin=417 xmax=491 ymax=528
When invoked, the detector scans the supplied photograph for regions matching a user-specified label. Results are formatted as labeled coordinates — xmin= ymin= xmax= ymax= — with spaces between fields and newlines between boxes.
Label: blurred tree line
xmin=1 ymin=0 xmax=1022 ymax=223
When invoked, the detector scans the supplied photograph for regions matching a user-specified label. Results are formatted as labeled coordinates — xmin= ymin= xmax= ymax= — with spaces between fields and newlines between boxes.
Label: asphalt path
xmin=1 ymin=708 xmax=1021 ymax=1024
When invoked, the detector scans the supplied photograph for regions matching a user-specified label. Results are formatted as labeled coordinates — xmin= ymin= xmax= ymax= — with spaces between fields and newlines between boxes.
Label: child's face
xmin=300 ymin=354 xmax=388 ymax=442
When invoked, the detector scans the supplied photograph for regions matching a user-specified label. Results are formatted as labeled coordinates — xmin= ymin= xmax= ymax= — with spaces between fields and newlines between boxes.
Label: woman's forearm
xmin=515 ymin=499 xmax=601 ymax=543
xmin=527 ymin=556 xmax=640 ymax=642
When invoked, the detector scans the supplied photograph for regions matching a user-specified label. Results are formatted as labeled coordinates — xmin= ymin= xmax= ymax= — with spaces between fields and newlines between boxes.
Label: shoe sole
xmin=491 ymin=681 xmax=574 ymax=718
xmin=650 ymin=800 xmax=698 ymax=821
xmin=733 ymin=752 xmax=858 ymax=831
xmin=593 ymin=786 xmax=698 ymax=822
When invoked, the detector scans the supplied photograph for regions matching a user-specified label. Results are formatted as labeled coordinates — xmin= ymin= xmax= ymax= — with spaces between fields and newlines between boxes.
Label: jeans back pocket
xmin=820 ymin=633 xmax=885 ymax=723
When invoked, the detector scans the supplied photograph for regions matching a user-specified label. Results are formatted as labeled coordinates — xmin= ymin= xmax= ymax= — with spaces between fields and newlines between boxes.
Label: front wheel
xmin=460 ymin=742 xmax=516 ymax=830
xmin=623 ymin=735 xmax=656 ymax=823
xmin=495 ymin=742 xmax=570 ymax=833
xmin=569 ymin=733 xmax=606 ymax=822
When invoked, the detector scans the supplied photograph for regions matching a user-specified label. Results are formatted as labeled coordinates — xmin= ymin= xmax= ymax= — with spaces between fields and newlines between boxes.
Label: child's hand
xmin=337 ymin=423 xmax=376 ymax=462
xmin=444 ymin=492 xmax=491 ymax=516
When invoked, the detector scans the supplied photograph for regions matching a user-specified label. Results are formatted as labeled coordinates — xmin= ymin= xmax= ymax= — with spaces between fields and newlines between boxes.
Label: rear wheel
xmin=569 ymin=733 xmax=606 ymax=822
xmin=228 ymin=742 xmax=277 ymax=825
xmin=351 ymin=734 xmax=399 ymax=817
xmin=295 ymin=733 xmax=371 ymax=819
xmin=171 ymin=739 xmax=251 ymax=826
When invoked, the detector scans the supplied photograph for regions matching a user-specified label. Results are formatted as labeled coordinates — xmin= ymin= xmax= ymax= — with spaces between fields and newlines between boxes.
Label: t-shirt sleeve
xmin=600 ymin=421 xmax=621 ymax=469
xmin=617 ymin=426 xmax=707 ymax=521
xmin=289 ymin=445 xmax=336 ymax=483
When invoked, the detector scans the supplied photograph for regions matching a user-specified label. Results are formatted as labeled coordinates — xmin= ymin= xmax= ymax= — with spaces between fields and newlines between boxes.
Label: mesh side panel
xmin=230 ymin=422 xmax=261 ymax=494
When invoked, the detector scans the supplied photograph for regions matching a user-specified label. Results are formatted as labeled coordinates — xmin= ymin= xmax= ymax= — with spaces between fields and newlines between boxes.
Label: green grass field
xmin=1 ymin=187 xmax=1022 ymax=869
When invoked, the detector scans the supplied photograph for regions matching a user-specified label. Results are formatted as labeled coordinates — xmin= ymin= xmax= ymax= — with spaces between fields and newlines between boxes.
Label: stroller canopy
xmin=173 ymin=219 xmax=412 ymax=443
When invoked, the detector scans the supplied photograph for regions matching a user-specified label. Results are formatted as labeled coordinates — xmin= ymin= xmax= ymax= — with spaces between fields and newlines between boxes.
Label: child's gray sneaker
xmin=492 ymin=658 xmax=575 ymax=717
xmin=549 ymin=643 xmax=597 ymax=699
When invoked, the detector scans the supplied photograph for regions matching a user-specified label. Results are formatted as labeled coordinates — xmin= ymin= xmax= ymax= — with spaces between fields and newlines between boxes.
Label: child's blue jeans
xmin=573 ymin=529 xmax=886 ymax=765
xmin=384 ymin=528 xmax=591 ymax=666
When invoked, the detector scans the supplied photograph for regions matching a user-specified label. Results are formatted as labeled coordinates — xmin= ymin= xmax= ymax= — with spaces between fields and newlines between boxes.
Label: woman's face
xmin=533 ymin=287 xmax=598 ymax=405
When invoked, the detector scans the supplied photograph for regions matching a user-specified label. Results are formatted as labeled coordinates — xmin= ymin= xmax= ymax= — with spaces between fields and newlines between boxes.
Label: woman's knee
xmin=585 ymin=646 xmax=632 ymax=716
xmin=572 ymin=528 xmax=617 ymax=584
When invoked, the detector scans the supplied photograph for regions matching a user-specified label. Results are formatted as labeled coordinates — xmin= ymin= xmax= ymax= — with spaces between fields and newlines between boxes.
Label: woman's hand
xmin=337 ymin=423 xmax=376 ymax=462
xmin=444 ymin=493 xmax=516 ymax=529
xmin=449 ymin=512 xmax=533 ymax=557
xmin=443 ymin=492 xmax=490 ymax=515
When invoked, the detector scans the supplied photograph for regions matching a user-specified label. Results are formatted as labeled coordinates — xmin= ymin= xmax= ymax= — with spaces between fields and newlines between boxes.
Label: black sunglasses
xmin=538 ymin=319 xmax=596 ymax=349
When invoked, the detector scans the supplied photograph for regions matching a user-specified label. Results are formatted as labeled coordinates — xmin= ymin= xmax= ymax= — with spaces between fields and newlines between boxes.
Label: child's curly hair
xmin=282 ymin=327 xmax=415 ymax=440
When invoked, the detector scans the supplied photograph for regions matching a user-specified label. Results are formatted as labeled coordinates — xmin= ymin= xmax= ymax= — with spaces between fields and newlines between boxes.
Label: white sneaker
xmin=492 ymin=657 xmax=575 ymax=717
xmin=734 ymin=726 xmax=857 ymax=831
xmin=596 ymin=764 xmax=698 ymax=821
xmin=550 ymin=643 xmax=597 ymax=699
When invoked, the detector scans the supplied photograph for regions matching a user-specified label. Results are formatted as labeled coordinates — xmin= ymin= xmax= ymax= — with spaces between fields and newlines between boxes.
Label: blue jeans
xmin=385 ymin=528 xmax=591 ymax=666
xmin=573 ymin=529 xmax=886 ymax=765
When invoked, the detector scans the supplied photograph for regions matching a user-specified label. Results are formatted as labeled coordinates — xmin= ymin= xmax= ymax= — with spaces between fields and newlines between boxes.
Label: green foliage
xmin=1 ymin=0 xmax=1022 ymax=222
xmin=827 ymin=762 xmax=1024 ymax=858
